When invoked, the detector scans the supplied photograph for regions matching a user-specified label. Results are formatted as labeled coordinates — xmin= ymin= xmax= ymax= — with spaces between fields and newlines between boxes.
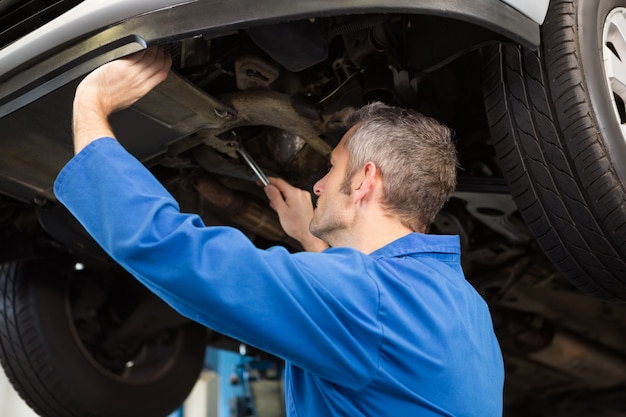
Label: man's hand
xmin=73 ymin=47 xmax=172 ymax=154
xmin=264 ymin=177 xmax=329 ymax=252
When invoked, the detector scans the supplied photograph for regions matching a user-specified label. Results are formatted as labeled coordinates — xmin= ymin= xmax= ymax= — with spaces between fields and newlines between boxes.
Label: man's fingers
xmin=122 ymin=47 xmax=170 ymax=77
xmin=76 ymin=46 xmax=173 ymax=117
xmin=119 ymin=47 xmax=171 ymax=104
xmin=146 ymin=47 xmax=170 ymax=74
xmin=267 ymin=177 xmax=296 ymax=195
xmin=143 ymin=52 xmax=171 ymax=90
xmin=143 ymin=46 xmax=160 ymax=64
xmin=263 ymin=178 xmax=321 ymax=250
xmin=138 ymin=47 xmax=171 ymax=82
xmin=122 ymin=48 xmax=149 ymax=65
xmin=264 ymin=185 xmax=288 ymax=213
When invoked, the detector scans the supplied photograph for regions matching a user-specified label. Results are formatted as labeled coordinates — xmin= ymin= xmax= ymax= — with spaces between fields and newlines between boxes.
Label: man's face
xmin=309 ymin=127 xmax=357 ymax=245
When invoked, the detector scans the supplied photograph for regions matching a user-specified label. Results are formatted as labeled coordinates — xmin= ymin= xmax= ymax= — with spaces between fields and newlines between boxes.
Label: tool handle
xmin=237 ymin=147 xmax=270 ymax=186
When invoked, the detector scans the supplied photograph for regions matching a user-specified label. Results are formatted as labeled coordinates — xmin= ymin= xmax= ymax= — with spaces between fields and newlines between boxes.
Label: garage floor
xmin=0 ymin=365 xmax=38 ymax=417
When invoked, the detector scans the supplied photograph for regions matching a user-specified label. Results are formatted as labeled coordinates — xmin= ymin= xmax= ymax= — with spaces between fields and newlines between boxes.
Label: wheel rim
xmin=68 ymin=266 xmax=182 ymax=384
xmin=602 ymin=7 xmax=626 ymax=141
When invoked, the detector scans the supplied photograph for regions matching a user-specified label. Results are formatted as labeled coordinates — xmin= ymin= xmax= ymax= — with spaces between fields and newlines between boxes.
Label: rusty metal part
xmin=193 ymin=175 xmax=294 ymax=245
xmin=235 ymin=55 xmax=281 ymax=90
xmin=493 ymin=309 xmax=626 ymax=388
xmin=528 ymin=330 xmax=626 ymax=388
xmin=132 ymin=74 xmax=350 ymax=165
xmin=192 ymin=144 xmax=253 ymax=182
xmin=219 ymin=91 xmax=333 ymax=156
xmin=196 ymin=132 xmax=240 ymax=158
xmin=133 ymin=70 xmax=237 ymax=132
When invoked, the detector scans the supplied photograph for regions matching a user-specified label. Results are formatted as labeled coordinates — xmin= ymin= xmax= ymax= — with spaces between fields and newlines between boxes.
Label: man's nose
xmin=313 ymin=176 xmax=326 ymax=196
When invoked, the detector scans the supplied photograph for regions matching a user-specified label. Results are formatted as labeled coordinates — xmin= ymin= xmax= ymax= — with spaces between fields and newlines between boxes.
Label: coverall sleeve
xmin=54 ymin=137 xmax=382 ymax=390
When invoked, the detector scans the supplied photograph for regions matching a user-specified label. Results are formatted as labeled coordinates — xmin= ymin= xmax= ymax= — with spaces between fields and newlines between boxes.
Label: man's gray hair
xmin=342 ymin=102 xmax=457 ymax=232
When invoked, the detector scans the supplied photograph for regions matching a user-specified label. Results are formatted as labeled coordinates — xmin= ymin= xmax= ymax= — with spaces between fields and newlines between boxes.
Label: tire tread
xmin=483 ymin=0 xmax=626 ymax=299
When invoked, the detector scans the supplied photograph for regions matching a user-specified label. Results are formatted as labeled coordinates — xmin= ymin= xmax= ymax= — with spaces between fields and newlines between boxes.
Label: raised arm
xmin=57 ymin=49 xmax=379 ymax=389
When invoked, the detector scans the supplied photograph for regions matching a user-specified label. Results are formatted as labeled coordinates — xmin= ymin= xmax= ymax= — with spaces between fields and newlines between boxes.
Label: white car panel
xmin=0 ymin=0 xmax=549 ymax=76
xmin=0 ymin=0 xmax=188 ymax=74
xmin=502 ymin=0 xmax=550 ymax=24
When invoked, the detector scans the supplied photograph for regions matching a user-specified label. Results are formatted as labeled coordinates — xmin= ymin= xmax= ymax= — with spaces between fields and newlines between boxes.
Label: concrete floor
xmin=0 ymin=365 xmax=39 ymax=417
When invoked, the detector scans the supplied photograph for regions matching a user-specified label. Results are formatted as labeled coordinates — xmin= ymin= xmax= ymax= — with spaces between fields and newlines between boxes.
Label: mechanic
xmin=54 ymin=47 xmax=504 ymax=416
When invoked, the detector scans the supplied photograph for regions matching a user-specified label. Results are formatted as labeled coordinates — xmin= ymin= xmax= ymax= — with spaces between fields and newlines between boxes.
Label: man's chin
xmin=309 ymin=221 xmax=323 ymax=241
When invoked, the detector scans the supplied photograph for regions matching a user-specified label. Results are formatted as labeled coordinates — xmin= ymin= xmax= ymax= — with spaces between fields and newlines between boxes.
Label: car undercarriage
xmin=1 ymin=1 xmax=626 ymax=416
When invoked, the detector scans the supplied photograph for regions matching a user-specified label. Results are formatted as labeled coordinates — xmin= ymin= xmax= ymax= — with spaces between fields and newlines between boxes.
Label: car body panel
xmin=0 ymin=0 xmax=545 ymax=207
xmin=0 ymin=0 xmax=543 ymax=119
xmin=502 ymin=0 xmax=549 ymax=24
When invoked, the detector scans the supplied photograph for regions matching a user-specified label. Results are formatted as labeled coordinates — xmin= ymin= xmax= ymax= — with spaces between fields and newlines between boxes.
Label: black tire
xmin=483 ymin=0 xmax=626 ymax=300
xmin=0 ymin=259 xmax=207 ymax=417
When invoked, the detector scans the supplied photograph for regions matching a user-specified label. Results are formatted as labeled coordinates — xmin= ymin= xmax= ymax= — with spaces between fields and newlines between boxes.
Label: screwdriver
xmin=237 ymin=146 xmax=270 ymax=187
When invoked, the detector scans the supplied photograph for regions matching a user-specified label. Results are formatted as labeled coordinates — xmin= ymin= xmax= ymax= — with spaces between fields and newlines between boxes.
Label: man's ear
xmin=352 ymin=162 xmax=378 ymax=205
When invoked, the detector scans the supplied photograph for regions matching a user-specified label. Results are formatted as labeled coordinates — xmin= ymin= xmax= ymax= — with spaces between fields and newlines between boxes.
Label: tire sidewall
xmin=577 ymin=0 xmax=626 ymax=183
xmin=21 ymin=260 xmax=206 ymax=417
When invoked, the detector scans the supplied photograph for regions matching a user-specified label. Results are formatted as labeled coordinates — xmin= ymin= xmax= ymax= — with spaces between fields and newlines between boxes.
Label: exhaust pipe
xmin=193 ymin=174 xmax=299 ymax=248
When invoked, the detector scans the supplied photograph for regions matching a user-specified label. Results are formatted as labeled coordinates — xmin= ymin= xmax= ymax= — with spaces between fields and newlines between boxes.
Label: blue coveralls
xmin=54 ymin=137 xmax=504 ymax=417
